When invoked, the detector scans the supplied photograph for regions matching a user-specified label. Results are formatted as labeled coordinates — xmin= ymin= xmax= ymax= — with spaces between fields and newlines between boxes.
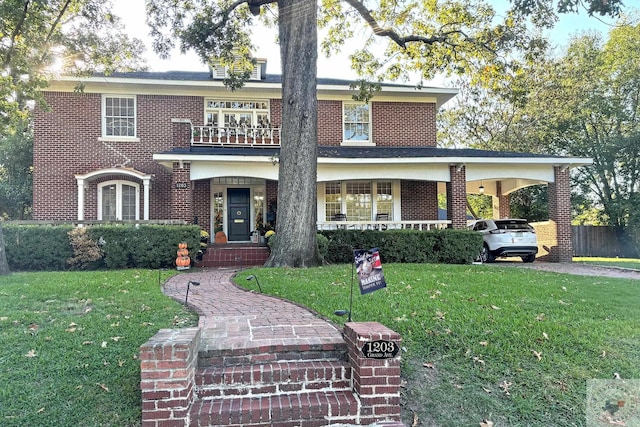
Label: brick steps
xmin=188 ymin=390 xmax=359 ymax=427
xmin=197 ymin=245 xmax=269 ymax=268
xmin=195 ymin=360 xmax=351 ymax=400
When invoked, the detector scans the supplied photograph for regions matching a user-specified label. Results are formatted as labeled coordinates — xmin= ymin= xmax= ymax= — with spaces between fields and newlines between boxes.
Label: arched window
xmin=98 ymin=181 xmax=140 ymax=221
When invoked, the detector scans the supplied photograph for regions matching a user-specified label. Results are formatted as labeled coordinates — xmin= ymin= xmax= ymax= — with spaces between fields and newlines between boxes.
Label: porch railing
xmin=191 ymin=125 xmax=281 ymax=147
xmin=316 ymin=220 xmax=451 ymax=231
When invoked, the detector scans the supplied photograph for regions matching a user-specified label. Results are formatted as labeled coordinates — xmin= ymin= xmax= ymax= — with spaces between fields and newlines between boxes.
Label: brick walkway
xmin=162 ymin=268 xmax=345 ymax=354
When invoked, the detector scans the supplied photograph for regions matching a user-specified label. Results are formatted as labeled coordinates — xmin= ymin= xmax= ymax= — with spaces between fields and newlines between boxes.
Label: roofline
xmin=46 ymin=74 xmax=459 ymax=107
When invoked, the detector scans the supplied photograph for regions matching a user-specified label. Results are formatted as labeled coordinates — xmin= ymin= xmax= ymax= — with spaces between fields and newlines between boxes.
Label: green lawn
xmin=574 ymin=256 xmax=640 ymax=270
xmin=0 ymin=270 xmax=197 ymax=427
xmin=236 ymin=263 xmax=640 ymax=427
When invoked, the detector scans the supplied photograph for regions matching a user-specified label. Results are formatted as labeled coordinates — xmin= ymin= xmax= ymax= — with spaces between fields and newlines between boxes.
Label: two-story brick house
xmin=33 ymin=58 xmax=590 ymax=262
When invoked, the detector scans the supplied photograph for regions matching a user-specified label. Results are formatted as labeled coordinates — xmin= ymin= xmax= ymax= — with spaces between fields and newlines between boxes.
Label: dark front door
xmin=227 ymin=188 xmax=250 ymax=242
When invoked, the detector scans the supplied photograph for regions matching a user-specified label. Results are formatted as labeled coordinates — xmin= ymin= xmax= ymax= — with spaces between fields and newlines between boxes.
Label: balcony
xmin=316 ymin=220 xmax=451 ymax=231
xmin=191 ymin=125 xmax=281 ymax=147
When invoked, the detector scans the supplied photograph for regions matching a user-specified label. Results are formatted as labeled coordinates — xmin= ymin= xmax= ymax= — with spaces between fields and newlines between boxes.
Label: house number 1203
xmin=361 ymin=340 xmax=399 ymax=359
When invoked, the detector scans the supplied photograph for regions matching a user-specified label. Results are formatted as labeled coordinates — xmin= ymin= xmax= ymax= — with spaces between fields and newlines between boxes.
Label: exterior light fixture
xmin=185 ymin=280 xmax=200 ymax=305
xmin=246 ymin=275 xmax=262 ymax=292
xmin=479 ymin=181 xmax=485 ymax=194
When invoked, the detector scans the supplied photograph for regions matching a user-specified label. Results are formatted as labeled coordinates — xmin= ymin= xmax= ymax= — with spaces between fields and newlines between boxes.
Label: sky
xmin=112 ymin=0 xmax=622 ymax=83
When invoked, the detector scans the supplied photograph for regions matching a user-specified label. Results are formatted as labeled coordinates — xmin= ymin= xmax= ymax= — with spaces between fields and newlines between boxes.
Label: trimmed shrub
xmin=3 ymin=224 xmax=200 ymax=271
xmin=4 ymin=224 xmax=74 ymax=271
xmin=320 ymin=228 xmax=482 ymax=264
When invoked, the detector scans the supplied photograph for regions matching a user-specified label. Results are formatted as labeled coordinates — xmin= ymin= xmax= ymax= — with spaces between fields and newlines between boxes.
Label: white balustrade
xmin=191 ymin=125 xmax=281 ymax=147
xmin=316 ymin=220 xmax=451 ymax=231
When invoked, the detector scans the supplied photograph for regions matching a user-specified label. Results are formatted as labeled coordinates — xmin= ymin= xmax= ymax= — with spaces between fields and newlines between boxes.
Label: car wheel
xmin=480 ymin=244 xmax=495 ymax=263
xmin=522 ymin=254 xmax=536 ymax=263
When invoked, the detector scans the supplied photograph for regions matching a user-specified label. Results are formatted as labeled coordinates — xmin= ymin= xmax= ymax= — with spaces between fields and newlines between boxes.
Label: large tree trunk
xmin=0 ymin=223 xmax=10 ymax=275
xmin=265 ymin=0 xmax=321 ymax=267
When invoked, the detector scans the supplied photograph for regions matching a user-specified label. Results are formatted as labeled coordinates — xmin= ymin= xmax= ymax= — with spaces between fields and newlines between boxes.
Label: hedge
xmin=3 ymin=224 xmax=200 ymax=271
xmin=319 ymin=228 xmax=483 ymax=264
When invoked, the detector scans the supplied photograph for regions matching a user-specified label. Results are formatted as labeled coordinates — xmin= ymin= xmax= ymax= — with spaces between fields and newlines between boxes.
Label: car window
xmin=495 ymin=220 xmax=533 ymax=231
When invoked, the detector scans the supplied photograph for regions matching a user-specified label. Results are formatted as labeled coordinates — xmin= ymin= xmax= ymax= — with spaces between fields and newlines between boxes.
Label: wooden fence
xmin=572 ymin=225 xmax=638 ymax=258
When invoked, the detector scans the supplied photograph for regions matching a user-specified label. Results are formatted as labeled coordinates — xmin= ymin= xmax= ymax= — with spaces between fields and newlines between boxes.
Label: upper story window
xmin=102 ymin=95 xmax=136 ymax=138
xmin=343 ymin=103 xmax=371 ymax=145
xmin=205 ymin=99 xmax=270 ymax=131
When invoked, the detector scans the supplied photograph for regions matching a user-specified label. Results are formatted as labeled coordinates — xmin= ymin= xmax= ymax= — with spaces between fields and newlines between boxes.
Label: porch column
xmin=142 ymin=177 xmax=151 ymax=220
xmin=548 ymin=166 xmax=573 ymax=262
xmin=76 ymin=178 xmax=85 ymax=221
xmin=447 ymin=165 xmax=467 ymax=229
xmin=171 ymin=161 xmax=194 ymax=223
xmin=492 ymin=181 xmax=511 ymax=219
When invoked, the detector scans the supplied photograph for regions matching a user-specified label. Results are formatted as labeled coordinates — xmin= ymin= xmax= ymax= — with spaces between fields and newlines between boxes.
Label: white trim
xmin=97 ymin=180 xmax=140 ymax=221
xmin=342 ymin=102 xmax=372 ymax=145
xmin=101 ymin=94 xmax=137 ymax=138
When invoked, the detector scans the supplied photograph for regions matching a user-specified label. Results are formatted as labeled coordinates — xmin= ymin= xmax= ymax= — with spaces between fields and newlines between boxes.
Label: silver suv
xmin=471 ymin=219 xmax=538 ymax=263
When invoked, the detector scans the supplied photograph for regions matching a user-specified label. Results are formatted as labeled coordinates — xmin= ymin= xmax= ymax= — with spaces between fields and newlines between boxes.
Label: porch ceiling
xmin=153 ymin=146 xmax=592 ymax=185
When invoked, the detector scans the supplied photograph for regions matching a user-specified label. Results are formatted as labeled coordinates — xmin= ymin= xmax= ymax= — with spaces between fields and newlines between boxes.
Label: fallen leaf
xmin=69 ymin=322 xmax=78 ymax=327
xmin=536 ymin=313 xmax=545 ymax=321
xmin=453 ymin=384 xmax=464 ymax=389
xmin=482 ymin=387 xmax=492 ymax=393
xmin=76 ymin=385 xmax=83 ymax=390
xmin=434 ymin=311 xmax=446 ymax=321
xmin=499 ymin=380 xmax=512 ymax=395
xmin=37 ymin=407 xmax=45 ymax=414
xmin=490 ymin=305 xmax=501 ymax=310
xmin=423 ymin=362 xmax=435 ymax=369
xmin=542 ymin=332 xmax=549 ymax=340
xmin=65 ymin=327 xmax=77 ymax=333
xmin=96 ymin=383 xmax=109 ymax=392
xmin=473 ymin=356 xmax=485 ymax=365
xmin=601 ymin=350 xmax=607 ymax=358
xmin=29 ymin=323 xmax=39 ymax=331
xmin=558 ymin=300 xmax=571 ymax=305
xmin=480 ymin=420 xmax=494 ymax=427
xmin=0 ymin=316 xmax=8 ymax=321
xmin=111 ymin=336 xmax=122 ymax=342
xmin=412 ymin=411 xmax=419 ymax=427
xmin=532 ymin=350 xmax=542 ymax=361
xmin=101 ymin=341 xmax=108 ymax=348
xmin=561 ymin=286 xmax=567 ymax=291
xmin=82 ymin=341 xmax=93 ymax=345
xmin=479 ymin=341 xmax=488 ymax=347
xmin=118 ymin=360 xmax=126 ymax=367
xmin=614 ymin=372 xmax=622 ymax=379
xmin=25 ymin=349 xmax=37 ymax=358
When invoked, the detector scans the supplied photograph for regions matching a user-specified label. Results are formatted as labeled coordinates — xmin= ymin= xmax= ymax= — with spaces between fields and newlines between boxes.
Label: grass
xmin=0 ymin=269 xmax=198 ymax=427
xmin=236 ymin=263 xmax=640 ymax=427
xmin=574 ymin=256 xmax=640 ymax=270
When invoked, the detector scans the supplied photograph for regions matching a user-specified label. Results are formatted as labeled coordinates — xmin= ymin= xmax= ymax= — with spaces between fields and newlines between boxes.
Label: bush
xmin=3 ymin=224 xmax=200 ymax=271
xmin=4 ymin=224 xmax=74 ymax=271
xmin=319 ymin=228 xmax=482 ymax=264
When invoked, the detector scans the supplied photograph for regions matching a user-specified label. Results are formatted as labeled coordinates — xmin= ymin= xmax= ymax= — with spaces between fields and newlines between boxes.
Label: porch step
xmin=197 ymin=244 xmax=269 ymax=268
xmin=188 ymin=389 xmax=359 ymax=427
xmin=195 ymin=360 xmax=351 ymax=400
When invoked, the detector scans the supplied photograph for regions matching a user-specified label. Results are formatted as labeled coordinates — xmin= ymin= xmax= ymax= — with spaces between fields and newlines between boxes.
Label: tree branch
xmin=343 ymin=0 xmax=495 ymax=53
xmin=40 ymin=0 xmax=74 ymax=63
xmin=3 ymin=0 xmax=31 ymax=69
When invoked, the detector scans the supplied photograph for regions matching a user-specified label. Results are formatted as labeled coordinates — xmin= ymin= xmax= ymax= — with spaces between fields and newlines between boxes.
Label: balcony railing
xmin=316 ymin=220 xmax=451 ymax=231
xmin=191 ymin=125 xmax=281 ymax=147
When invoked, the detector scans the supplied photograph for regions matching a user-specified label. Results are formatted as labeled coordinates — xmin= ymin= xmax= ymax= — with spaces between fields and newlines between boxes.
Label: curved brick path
xmin=162 ymin=268 xmax=345 ymax=354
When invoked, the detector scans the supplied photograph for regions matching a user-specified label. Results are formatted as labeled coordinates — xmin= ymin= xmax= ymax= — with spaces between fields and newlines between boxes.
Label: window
xmin=324 ymin=181 xmax=394 ymax=221
xmin=103 ymin=95 xmax=136 ymax=138
xmin=205 ymin=99 xmax=270 ymax=134
xmin=343 ymin=103 xmax=371 ymax=143
xmin=98 ymin=181 xmax=139 ymax=220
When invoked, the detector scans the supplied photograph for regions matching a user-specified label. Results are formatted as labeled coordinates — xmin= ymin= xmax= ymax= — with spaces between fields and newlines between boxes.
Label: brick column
xmin=140 ymin=328 xmax=201 ymax=427
xmin=447 ymin=165 xmax=467 ymax=229
xmin=171 ymin=162 xmax=194 ymax=223
xmin=492 ymin=181 xmax=511 ymax=219
xmin=171 ymin=119 xmax=192 ymax=149
xmin=344 ymin=322 xmax=402 ymax=425
xmin=548 ymin=166 xmax=573 ymax=262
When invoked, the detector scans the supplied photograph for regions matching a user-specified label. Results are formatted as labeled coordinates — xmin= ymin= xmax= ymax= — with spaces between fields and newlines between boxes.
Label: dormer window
xmin=209 ymin=58 xmax=267 ymax=81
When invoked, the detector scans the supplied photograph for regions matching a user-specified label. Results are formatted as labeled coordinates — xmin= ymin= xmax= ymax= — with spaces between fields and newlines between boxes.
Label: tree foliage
xmin=145 ymin=0 xmax=625 ymax=267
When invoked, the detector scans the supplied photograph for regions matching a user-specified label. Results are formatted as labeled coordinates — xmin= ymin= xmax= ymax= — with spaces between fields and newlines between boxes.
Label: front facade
xmin=33 ymin=60 xmax=590 ymax=262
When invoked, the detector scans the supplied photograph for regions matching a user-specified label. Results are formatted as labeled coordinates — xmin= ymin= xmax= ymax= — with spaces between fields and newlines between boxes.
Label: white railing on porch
xmin=316 ymin=220 xmax=451 ymax=231
xmin=191 ymin=125 xmax=281 ymax=147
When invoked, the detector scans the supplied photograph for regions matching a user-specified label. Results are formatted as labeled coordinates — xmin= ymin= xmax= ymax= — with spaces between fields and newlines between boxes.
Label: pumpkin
xmin=176 ymin=256 xmax=190 ymax=268
xmin=176 ymin=248 xmax=189 ymax=257
xmin=178 ymin=242 xmax=188 ymax=250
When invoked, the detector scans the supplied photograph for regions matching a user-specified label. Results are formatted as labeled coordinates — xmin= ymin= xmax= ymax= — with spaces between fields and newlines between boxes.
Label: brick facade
xmin=447 ymin=165 xmax=468 ymax=229
xmin=546 ymin=167 xmax=573 ymax=262
xmin=400 ymin=181 xmax=439 ymax=220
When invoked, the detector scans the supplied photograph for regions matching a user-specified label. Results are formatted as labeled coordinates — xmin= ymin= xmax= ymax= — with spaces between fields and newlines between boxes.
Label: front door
xmin=227 ymin=188 xmax=250 ymax=241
